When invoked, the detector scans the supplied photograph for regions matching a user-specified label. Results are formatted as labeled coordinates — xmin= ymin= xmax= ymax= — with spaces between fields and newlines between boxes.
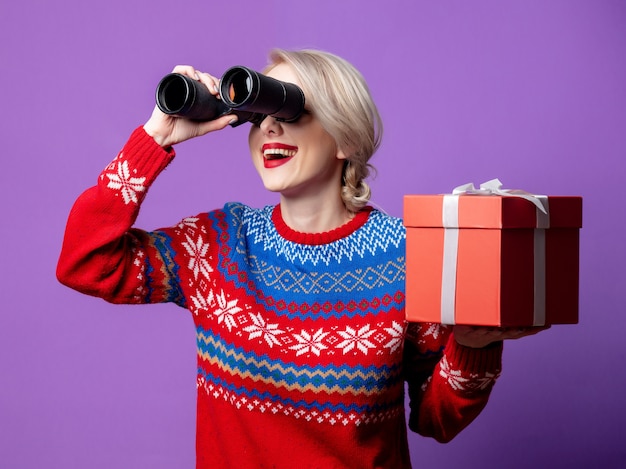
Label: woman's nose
xmin=259 ymin=115 xmax=283 ymax=136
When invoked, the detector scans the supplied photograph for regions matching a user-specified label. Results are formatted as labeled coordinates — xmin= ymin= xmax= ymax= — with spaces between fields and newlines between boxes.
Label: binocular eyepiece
xmin=155 ymin=66 xmax=305 ymax=127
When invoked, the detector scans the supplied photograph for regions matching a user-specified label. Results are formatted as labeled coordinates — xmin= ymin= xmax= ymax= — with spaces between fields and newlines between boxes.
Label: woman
xmin=57 ymin=49 xmax=541 ymax=468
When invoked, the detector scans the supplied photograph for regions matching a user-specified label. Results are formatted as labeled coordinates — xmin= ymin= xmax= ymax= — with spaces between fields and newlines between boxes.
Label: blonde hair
xmin=266 ymin=49 xmax=383 ymax=213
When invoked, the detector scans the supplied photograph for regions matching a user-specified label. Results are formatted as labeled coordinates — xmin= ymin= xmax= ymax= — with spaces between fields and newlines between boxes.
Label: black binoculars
xmin=155 ymin=66 xmax=305 ymax=127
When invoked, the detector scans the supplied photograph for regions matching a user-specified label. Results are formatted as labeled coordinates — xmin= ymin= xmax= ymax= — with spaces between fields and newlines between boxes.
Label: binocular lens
xmin=158 ymin=76 xmax=189 ymax=113
xmin=227 ymin=82 xmax=249 ymax=103
xmin=226 ymin=70 xmax=254 ymax=106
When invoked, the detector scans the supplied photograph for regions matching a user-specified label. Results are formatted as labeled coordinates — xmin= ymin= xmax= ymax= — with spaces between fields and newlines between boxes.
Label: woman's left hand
xmin=453 ymin=324 xmax=551 ymax=349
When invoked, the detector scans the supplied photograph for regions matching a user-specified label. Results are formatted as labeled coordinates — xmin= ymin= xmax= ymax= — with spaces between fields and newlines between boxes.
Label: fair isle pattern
xmin=211 ymin=204 xmax=407 ymax=320
xmin=243 ymin=255 xmax=406 ymax=296
xmin=196 ymin=327 xmax=405 ymax=393
xmin=148 ymin=230 xmax=185 ymax=306
xmin=172 ymin=205 xmax=411 ymax=426
xmin=126 ymin=232 xmax=185 ymax=305
xmin=188 ymin=268 xmax=407 ymax=356
xmin=192 ymin=309 xmax=408 ymax=359
xmin=189 ymin=274 xmax=407 ymax=424
xmin=233 ymin=204 xmax=406 ymax=266
xmin=197 ymin=376 xmax=405 ymax=427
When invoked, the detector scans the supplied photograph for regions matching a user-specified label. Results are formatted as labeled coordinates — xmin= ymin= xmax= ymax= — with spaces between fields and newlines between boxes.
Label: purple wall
xmin=1 ymin=0 xmax=625 ymax=467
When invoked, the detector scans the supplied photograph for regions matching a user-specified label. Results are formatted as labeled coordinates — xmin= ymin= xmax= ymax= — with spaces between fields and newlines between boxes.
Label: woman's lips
xmin=262 ymin=143 xmax=298 ymax=168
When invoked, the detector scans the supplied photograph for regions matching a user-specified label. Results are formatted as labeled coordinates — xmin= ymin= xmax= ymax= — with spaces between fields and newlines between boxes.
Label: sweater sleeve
xmin=403 ymin=322 xmax=502 ymax=443
xmin=56 ymin=126 xmax=180 ymax=305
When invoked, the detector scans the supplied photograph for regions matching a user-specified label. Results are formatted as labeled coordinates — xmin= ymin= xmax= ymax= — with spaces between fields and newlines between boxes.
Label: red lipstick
xmin=262 ymin=143 xmax=298 ymax=168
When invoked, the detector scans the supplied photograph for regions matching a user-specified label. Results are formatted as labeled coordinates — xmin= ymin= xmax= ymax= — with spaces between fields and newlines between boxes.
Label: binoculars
xmin=155 ymin=66 xmax=305 ymax=127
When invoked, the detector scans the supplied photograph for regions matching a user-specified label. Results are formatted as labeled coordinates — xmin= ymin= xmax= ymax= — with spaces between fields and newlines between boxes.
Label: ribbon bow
xmin=452 ymin=178 xmax=548 ymax=214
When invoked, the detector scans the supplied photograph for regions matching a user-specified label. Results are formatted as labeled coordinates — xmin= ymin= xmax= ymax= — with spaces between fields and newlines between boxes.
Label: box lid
xmin=403 ymin=194 xmax=583 ymax=229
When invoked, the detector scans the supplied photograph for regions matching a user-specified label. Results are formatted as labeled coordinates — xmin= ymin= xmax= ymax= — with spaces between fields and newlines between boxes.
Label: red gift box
xmin=403 ymin=183 xmax=583 ymax=326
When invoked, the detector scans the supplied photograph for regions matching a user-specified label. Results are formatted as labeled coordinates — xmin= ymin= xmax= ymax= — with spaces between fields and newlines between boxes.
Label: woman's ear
xmin=335 ymin=146 xmax=347 ymax=161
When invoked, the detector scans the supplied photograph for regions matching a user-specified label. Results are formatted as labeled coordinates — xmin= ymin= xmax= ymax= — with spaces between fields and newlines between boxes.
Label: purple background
xmin=1 ymin=1 xmax=625 ymax=467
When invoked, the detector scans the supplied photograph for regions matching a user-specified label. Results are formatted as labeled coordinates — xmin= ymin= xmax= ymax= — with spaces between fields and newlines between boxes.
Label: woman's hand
xmin=453 ymin=324 xmax=551 ymax=349
xmin=143 ymin=65 xmax=237 ymax=148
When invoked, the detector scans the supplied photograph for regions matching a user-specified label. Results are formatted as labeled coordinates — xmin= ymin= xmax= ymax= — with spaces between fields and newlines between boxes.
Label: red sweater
xmin=57 ymin=127 xmax=503 ymax=468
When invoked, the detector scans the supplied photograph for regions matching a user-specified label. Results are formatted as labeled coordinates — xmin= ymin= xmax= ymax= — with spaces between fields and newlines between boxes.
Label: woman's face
xmin=248 ymin=63 xmax=346 ymax=200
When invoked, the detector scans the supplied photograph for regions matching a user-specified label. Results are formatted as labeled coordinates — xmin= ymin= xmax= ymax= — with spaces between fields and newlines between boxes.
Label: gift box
xmin=403 ymin=180 xmax=583 ymax=326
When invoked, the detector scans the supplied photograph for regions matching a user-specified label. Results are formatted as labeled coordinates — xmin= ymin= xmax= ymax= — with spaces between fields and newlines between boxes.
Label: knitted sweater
xmin=57 ymin=127 xmax=503 ymax=469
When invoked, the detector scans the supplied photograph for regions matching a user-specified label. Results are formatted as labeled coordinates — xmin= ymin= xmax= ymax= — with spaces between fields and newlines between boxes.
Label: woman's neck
xmin=278 ymin=194 xmax=352 ymax=234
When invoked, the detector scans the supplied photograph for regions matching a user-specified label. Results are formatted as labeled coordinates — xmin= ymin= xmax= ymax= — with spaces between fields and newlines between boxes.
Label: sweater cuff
xmin=120 ymin=126 xmax=176 ymax=177
xmin=444 ymin=334 xmax=503 ymax=374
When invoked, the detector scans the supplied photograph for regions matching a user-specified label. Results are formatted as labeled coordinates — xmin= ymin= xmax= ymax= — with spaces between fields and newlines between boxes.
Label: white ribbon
xmin=441 ymin=195 xmax=460 ymax=325
xmin=441 ymin=179 xmax=549 ymax=326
